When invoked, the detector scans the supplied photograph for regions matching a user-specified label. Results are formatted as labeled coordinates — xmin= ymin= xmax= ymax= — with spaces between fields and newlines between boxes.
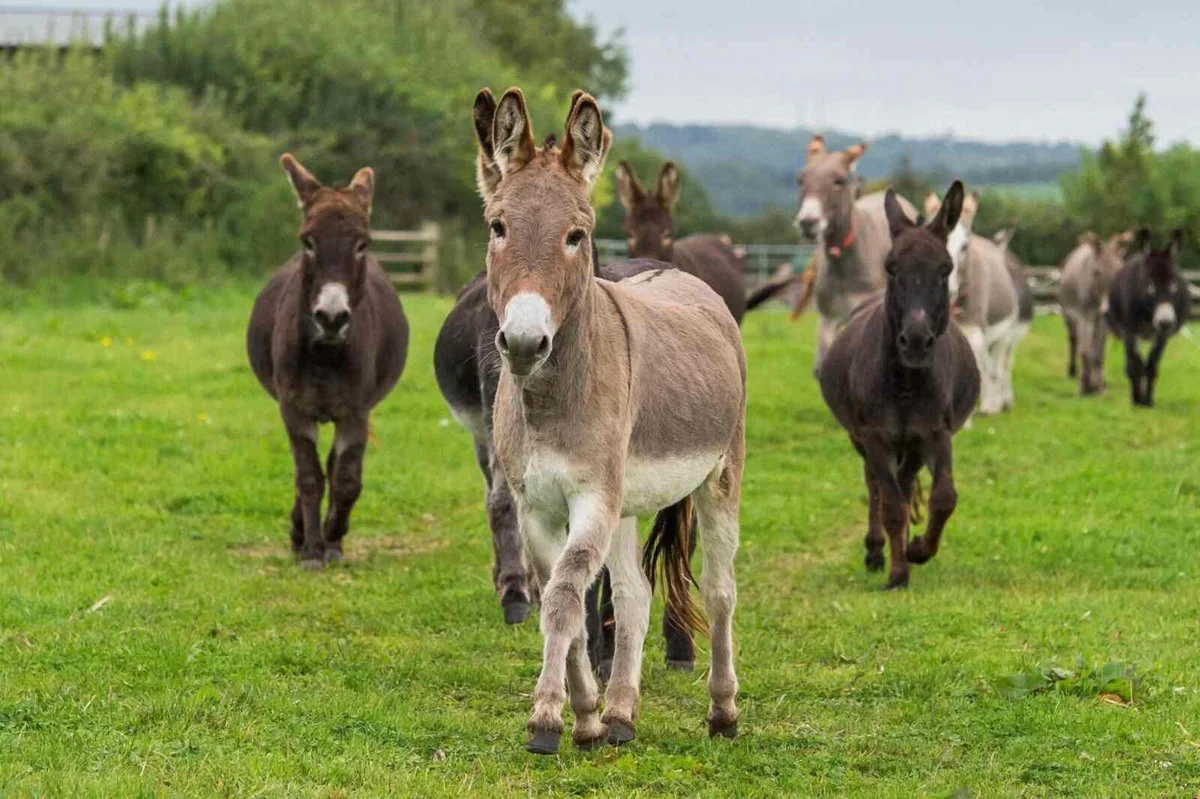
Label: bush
xmin=0 ymin=50 xmax=294 ymax=285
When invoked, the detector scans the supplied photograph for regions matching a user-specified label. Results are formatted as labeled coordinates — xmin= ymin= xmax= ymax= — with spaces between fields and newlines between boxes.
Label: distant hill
xmin=613 ymin=123 xmax=1085 ymax=217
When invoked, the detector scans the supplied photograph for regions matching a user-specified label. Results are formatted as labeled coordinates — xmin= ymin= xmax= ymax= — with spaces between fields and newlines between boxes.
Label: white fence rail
xmin=595 ymin=239 xmax=816 ymax=286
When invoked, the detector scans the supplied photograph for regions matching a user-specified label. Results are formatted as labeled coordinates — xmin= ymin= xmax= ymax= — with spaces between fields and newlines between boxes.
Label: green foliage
xmin=996 ymin=660 xmax=1140 ymax=702
xmin=0 ymin=49 xmax=294 ymax=285
xmin=109 ymin=0 xmax=626 ymax=230
xmin=1062 ymin=94 xmax=1200 ymax=267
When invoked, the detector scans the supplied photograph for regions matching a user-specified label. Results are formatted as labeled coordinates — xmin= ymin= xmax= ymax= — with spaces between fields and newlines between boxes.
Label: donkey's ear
xmin=884 ymin=188 xmax=914 ymax=240
xmin=615 ymin=161 xmax=644 ymax=212
xmin=473 ymin=88 xmax=503 ymax=200
xmin=280 ymin=153 xmax=322 ymax=208
xmin=923 ymin=192 xmax=941 ymax=219
xmin=1134 ymin=226 xmax=1151 ymax=254
xmin=992 ymin=227 xmax=1015 ymax=250
xmin=928 ymin=180 xmax=964 ymax=240
xmin=656 ymin=162 xmax=681 ymax=212
xmin=348 ymin=167 xmax=374 ymax=215
xmin=842 ymin=142 xmax=867 ymax=171
xmin=561 ymin=92 xmax=611 ymax=188
xmin=1168 ymin=227 xmax=1184 ymax=258
xmin=492 ymin=88 xmax=537 ymax=177
xmin=806 ymin=135 xmax=826 ymax=163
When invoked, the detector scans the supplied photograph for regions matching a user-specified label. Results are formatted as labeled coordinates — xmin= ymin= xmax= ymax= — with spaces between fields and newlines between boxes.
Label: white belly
xmin=621 ymin=453 xmax=722 ymax=516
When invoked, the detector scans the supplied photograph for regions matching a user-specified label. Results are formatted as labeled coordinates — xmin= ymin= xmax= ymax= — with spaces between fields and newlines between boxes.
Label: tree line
xmin=1 ymin=0 xmax=1196 ymax=294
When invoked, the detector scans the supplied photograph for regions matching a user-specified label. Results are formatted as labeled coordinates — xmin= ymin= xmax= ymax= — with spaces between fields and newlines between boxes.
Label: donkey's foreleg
xmin=1123 ymin=335 xmax=1146 ymax=406
xmin=1142 ymin=333 xmax=1170 ymax=408
xmin=813 ymin=315 xmax=840 ymax=377
xmin=907 ymin=433 xmax=955 ymax=565
xmin=694 ymin=458 xmax=742 ymax=738
xmin=282 ymin=408 xmax=324 ymax=570
xmin=526 ymin=497 xmax=616 ymax=754
xmin=865 ymin=444 xmax=910 ymax=590
xmin=863 ymin=460 xmax=885 ymax=572
xmin=321 ymin=415 xmax=368 ymax=563
xmin=601 ymin=517 xmax=651 ymax=745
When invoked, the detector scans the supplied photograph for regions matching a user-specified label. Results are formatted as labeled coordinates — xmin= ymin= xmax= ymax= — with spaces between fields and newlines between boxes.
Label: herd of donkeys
xmin=244 ymin=88 xmax=1192 ymax=753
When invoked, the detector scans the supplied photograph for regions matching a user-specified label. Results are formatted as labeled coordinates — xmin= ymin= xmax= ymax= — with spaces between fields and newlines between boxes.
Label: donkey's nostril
xmin=536 ymin=335 xmax=550 ymax=357
xmin=897 ymin=332 xmax=910 ymax=349
xmin=331 ymin=310 xmax=350 ymax=329
xmin=923 ymin=334 xmax=935 ymax=351
xmin=496 ymin=331 xmax=509 ymax=354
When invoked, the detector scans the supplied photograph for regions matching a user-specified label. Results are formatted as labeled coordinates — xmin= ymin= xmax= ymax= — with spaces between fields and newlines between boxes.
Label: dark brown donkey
xmin=247 ymin=155 xmax=409 ymax=569
xmin=818 ymin=181 xmax=980 ymax=589
xmin=1106 ymin=228 xmax=1192 ymax=407
xmin=614 ymin=160 xmax=796 ymax=316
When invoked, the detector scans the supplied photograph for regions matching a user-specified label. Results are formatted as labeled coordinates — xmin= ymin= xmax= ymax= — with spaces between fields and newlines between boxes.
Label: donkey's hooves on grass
xmin=323 ymin=549 xmax=344 ymax=564
xmin=503 ymin=599 xmax=530 ymax=625
xmin=906 ymin=538 xmax=932 ymax=564
xmin=665 ymin=658 xmax=695 ymax=672
xmin=525 ymin=729 xmax=561 ymax=755
xmin=708 ymin=718 xmax=738 ymax=739
xmin=864 ymin=551 xmax=885 ymax=571
xmin=883 ymin=575 xmax=909 ymax=590
xmin=606 ymin=719 xmax=636 ymax=745
xmin=299 ymin=558 xmax=325 ymax=571
xmin=574 ymin=729 xmax=608 ymax=751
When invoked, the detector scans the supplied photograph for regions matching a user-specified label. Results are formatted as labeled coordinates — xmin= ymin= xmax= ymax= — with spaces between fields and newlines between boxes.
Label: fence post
xmin=421 ymin=221 xmax=440 ymax=291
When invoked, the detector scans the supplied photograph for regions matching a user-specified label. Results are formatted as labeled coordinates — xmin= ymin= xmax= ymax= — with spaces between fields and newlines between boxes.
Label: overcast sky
xmin=37 ymin=0 xmax=1198 ymax=145
xmin=570 ymin=0 xmax=1198 ymax=146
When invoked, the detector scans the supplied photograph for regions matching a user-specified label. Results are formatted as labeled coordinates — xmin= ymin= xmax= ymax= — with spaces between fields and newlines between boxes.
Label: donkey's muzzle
xmin=1153 ymin=302 xmax=1177 ymax=333
xmin=313 ymin=308 xmax=350 ymax=343
xmin=498 ymin=293 xmax=553 ymax=377
xmin=897 ymin=327 xmax=937 ymax=368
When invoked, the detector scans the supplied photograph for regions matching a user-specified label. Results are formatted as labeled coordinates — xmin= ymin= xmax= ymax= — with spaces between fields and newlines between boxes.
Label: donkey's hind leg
xmin=693 ymin=453 xmax=743 ymax=738
xmin=322 ymin=415 xmax=368 ymax=563
xmin=601 ymin=517 xmax=651 ymax=745
xmin=476 ymin=435 xmax=529 ymax=623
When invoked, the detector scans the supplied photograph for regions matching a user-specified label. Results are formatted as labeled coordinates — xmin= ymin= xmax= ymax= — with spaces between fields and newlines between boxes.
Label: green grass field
xmin=2 ymin=289 xmax=1198 ymax=797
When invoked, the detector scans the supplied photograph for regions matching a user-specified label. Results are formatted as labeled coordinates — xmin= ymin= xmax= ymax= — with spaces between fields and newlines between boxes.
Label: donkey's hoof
xmin=323 ymin=549 xmax=344 ymax=564
xmin=883 ymin=575 xmax=909 ymax=591
xmin=864 ymin=550 xmax=885 ymax=572
xmin=300 ymin=558 xmax=325 ymax=571
xmin=525 ymin=729 xmax=561 ymax=755
xmin=906 ymin=537 xmax=932 ymax=564
xmin=606 ymin=719 xmax=636 ymax=746
xmin=503 ymin=599 xmax=530 ymax=625
xmin=708 ymin=717 xmax=739 ymax=739
xmin=573 ymin=727 xmax=608 ymax=751
xmin=665 ymin=658 xmax=695 ymax=672
xmin=595 ymin=658 xmax=613 ymax=684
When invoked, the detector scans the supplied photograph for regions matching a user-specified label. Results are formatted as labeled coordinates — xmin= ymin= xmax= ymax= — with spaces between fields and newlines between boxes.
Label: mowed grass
xmin=1 ymin=287 xmax=1199 ymax=797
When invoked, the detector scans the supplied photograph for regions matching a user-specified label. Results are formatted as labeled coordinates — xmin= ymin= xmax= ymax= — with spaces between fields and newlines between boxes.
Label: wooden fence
xmin=372 ymin=222 xmax=439 ymax=290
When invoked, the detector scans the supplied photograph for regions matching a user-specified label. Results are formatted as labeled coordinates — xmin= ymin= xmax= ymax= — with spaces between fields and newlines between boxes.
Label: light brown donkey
xmin=474 ymin=87 xmax=746 ymax=754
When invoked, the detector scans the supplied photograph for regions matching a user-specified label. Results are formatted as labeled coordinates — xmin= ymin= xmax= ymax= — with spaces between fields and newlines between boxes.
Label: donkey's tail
xmin=909 ymin=475 xmax=926 ymax=526
xmin=745 ymin=263 xmax=798 ymax=312
xmin=790 ymin=266 xmax=818 ymax=321
xmin=642 ymin=496 xmax=708 ymax=637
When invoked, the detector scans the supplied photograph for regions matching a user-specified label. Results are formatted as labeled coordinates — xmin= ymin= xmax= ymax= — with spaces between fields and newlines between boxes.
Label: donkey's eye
xmin=566 ymin=229 xmax=586 ymax=248
xmin=489 ymin=219 xmax=506 ymax=238
xmin=354 ymin=240 xmax=369 ymax=257
xmin=301 ymin=236 xmax=316 ymax=254
xmin=835 ymin=177 xmax=847 ymax=187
